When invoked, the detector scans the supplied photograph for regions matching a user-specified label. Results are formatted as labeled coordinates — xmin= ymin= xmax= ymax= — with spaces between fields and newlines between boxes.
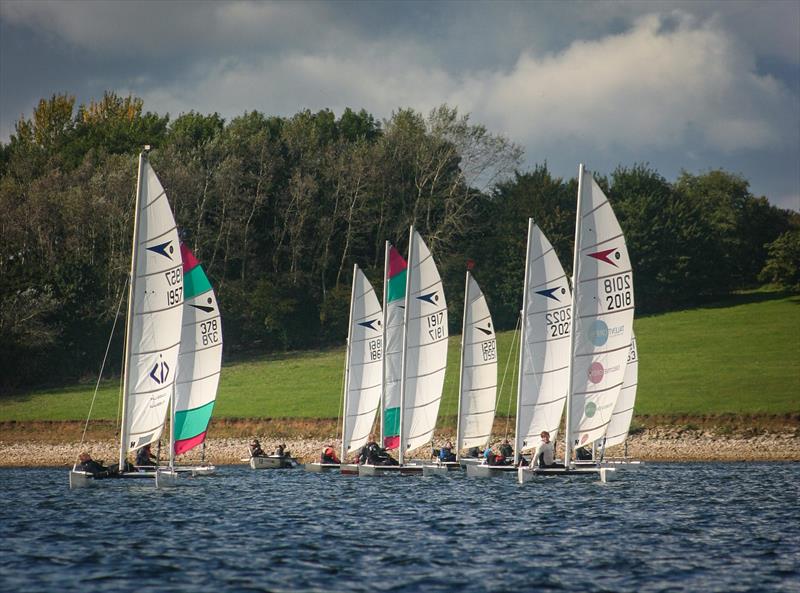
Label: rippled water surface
xmin=1 ymin=463 xmax=798 ymax=592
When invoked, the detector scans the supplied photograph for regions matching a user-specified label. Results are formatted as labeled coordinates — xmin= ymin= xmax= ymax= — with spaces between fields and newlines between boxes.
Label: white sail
xmin=515 ymin=220 xmax=572 ymax=455
xmin=401 ymin=228 xmax=449 ymax=456
xmin=342 ymin=266 xmax=384 ymax=455
xmin=603 ymin=333 xmax=638 ymax=449
xmin=568 ymin=165 xmax=635 ymax=451
xmin=456 ymin=272 xmax=498 ymax=451
xmin=172 ymin=244 xmax=222 ymax=456
xmin=120 ymin=155 xmax=184 ymax=458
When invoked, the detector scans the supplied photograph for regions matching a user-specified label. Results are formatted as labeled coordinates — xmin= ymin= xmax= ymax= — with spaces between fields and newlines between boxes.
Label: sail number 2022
xmin=165 ymin=267 xmax=183 ymax=306
xmin=604 ymin=274 xmax=632 ymax=311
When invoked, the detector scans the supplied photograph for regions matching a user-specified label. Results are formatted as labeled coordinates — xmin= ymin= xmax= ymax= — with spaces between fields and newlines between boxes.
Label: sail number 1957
xmin=427 ymin=311 xmax=445 ymax=340
xmin=165 ymin=267 xmax=183 ymax=306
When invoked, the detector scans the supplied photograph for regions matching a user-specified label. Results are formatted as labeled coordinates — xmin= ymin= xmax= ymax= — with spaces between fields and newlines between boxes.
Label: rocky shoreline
xmin=1 ymin=426 xmax=798 ymax=467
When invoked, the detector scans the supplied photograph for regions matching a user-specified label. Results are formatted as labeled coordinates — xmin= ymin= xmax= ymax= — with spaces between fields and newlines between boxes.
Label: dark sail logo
xmin=417 ymin=292 xmax=439 ymax=304
xmin=476 ymin=326 xmax=492 ymax=336
xmin=149 ymin=360 xmax=170 ymax=384
xmin=587 ymin=248 xmax=620 ymax=267
xmin=536 ymin=286 xmax=565 ymax=301
xmin=189 ymin=304 xmax=215 ymax=313
xmin=358 ymin=319 xmax=381 ymax=331
xmin=147 ymin=241 xmax=174 ymax=260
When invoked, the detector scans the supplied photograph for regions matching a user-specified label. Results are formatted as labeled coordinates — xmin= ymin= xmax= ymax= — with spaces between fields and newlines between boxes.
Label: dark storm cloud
xmin=1 ymin=0 xmax=797 ymax=210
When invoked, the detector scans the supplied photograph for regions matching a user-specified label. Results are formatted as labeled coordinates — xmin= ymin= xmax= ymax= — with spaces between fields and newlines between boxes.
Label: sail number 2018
xmin=427 ymin=311 xmax=445 ymax=340
xmin=165 ymin=267 xmax=183 ymax=306
xmin=604 ymin=274 xmax=632 ymax=311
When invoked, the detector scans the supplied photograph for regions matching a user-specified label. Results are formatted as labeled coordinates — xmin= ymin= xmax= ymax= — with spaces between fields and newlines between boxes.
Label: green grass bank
xmin=1 ymin=292 xmax=798 ymax=425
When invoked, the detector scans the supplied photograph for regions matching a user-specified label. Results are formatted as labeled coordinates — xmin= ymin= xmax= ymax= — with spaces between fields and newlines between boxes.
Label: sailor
xmin=275 ymin=443 xmax=288 ymax=457
xmin=499 ymin=439 xmax=513 ymax=461
xmin=135 ymin=444 xmax=158 ymax=467
xmin=249 ymin=439 xmax=265 ymax=457
xmin=534 ymin=431 xmax=555 ymax=467
xmin=438 ymin=441 xmax=456 ymax=463
xmin=321 ymin=445 xmax=340 ymax=464
xmin=75 ymin=452 xmax=117 ymax=478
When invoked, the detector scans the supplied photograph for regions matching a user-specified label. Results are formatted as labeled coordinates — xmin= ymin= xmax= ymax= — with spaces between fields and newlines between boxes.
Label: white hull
xmin=155 ymin=468 xmax=179 ymax=488
xmin=68 ymin=468 xmax=158 ymax=488
xmin=304 ymin=463 xmax=340 ymax=473
xmin=422 ymin=462 xmax=463 ymax=476
xmin=517 ymin=466 xmax=616 ymax=483
xmin=249 ymin=455 xmax=299 ymax=470
xmin=459 ymin=457 xmax=482 ymax=468
xmin=358 ymin=464 xmax=423 ymax=476
xmin=339 ymin=463 xmax=360 ymax=475
xmin=465 ymin=464 xmax=517 ymax=478
xmin=174 ymin=464 xmax=216 ymax=476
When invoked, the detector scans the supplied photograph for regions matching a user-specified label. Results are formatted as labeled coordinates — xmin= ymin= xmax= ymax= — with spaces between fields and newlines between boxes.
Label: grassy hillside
xmin=1 ymin=292 xmax=798 ymax=423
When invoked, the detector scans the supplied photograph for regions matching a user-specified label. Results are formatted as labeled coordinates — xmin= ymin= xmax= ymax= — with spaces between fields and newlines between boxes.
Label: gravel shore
xmin=1 ymin=427 xmax=798 ymax=467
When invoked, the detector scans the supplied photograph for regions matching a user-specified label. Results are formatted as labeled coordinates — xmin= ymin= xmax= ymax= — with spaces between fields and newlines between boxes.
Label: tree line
xmin=1 ymin=92 xmax=797 ymax=391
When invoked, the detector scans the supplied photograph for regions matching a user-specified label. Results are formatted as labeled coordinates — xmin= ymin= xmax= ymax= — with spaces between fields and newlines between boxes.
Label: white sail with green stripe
xmin=381 ymin=243 xmax=407 ymax=450
xmin=172 ymin=244 xmax=222 ymax=456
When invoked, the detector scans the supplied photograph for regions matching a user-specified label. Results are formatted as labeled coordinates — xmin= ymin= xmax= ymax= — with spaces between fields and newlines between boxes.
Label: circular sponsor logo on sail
xmin=588 ymin=362 xmax=604 ymax=384
xmin=588 ymin=320 xmax=608 ymax=346
xmin=585 ymin=402 xmax=597 ymax=418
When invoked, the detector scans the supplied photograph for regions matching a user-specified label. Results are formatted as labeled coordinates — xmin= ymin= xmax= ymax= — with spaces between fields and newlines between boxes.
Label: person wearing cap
xmin=499 ymin=439 xmax=513 ymax=462
xmin=321 ymin=445 xmax=340 ymax=464
xmin=249 ymin=439 xmax=266 ymax=457
xmin=135 ymin=444 xmax=158 ymax=467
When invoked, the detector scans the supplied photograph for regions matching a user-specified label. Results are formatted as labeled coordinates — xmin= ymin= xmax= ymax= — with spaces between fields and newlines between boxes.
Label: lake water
xmin=0 ymin=463 xmax=798 ymax=593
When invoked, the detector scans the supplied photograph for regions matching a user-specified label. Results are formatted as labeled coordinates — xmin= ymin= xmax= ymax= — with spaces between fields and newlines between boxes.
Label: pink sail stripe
xmin=180 ymin=243 xmax=200 ymax=272
xmin=174 ymin=432 xmax=207 ymax=456
xmin=388 ymin=246 xmax=407 ymax=278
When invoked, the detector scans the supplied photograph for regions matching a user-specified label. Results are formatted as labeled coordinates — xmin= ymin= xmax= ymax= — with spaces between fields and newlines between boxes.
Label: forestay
xmin=401 ymin=229 xmax=448 ymax=455
xmin=568 ymin=166 xmax=635 ymax=450
xmin=456 ymin=272 xmax=498 ymax=451
xmin=172 ymin=244 xmax=222 ymax=456
xmin=603 ymin=333 xmax=638 ymax=448
xmin=342 ymin=265 xmax=384 ymax=455
xmin=120 ymin=157 xmax=184 ymax=457
xmin=515 ymin=220 xmax=572 ymax=455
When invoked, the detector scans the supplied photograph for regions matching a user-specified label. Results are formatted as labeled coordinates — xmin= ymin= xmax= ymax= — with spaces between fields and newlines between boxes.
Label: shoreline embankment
xmin=1 ymin=420 xmax=798 ymax=466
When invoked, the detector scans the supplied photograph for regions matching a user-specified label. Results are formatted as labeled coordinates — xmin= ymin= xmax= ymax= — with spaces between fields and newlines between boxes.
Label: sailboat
xmin=166 ymin=243 xmax=223 ymax=477
xmin=305 ymin=264 xmax=383 ymax=474
xmin=360 ymin=227 xmax=448 ymax=476
xmin=519 ymin=163 xmax=634 ymax=484
xmin=467 ymin=219 xmax=571 ymax=478
xmin=425 ymin=270 xmax=497 ymax=476
xmin=70 ymin=148 xmax=184 ymax=489
xmin=598 ymin=333 xmax=641 ymax=465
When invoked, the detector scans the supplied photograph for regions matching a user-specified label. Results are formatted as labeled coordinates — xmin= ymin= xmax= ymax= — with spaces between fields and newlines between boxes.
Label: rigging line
xmin=76 ymin=275 xmax=128 ymax=466
xmin=500 ymin=314 xmax=521 ymax=443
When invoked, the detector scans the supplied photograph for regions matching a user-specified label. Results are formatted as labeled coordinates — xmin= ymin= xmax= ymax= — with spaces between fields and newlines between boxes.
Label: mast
xmin=455 ymin=269 xmax=470 ymax=461
xmin=398 ymin=226 xmax=414 ymax=466
xmin=564 ymin=164 xmax=585 ymax=469
xmin=341 ymin=264 xmax=358 ymax=463
xmin=119 ymin=148 xmax=147 ymax=471
xmin=168 ymin=382 xmax=175 ymax=469
xmin=380 ymin=241 xmax=390 ymax=445
xmin=513 ymin=218 xmax=533 ymax=466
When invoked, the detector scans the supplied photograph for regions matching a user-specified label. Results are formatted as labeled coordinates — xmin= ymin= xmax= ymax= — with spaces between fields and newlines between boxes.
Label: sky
xmin=1 ymin=0 xmax=798 ymax=211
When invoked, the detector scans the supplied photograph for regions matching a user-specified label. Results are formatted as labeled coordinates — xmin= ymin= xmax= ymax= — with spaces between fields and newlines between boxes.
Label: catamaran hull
xmin=304 ymin=463 xmax=340 ymax=473
xmin=68 ymin=469 xmax=157 ymax=488
xmin=422 ymin=462 xmax=463 ymax=476
xmin=69 ymin=471 xmax=92 ymax=489
xmin=155 ymin=469 xmax=179 ymax=489
xmin=517 ymin=466 xmax=616 ymax=483
xmin=465 ymin=464 xmax=516 ymax=478
xmin=249 ymin=456 xmax=298 ymax=470
xmin=339 ymin=463 xmax=360 ymax=475
xmin=174 ymin=465 xmax=216 ymax=476
xmin=358 ymin=464 xmax=423 ymax=476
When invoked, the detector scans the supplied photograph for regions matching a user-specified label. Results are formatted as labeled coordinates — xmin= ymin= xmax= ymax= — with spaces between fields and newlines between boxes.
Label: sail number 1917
xmin=427 ymin=311 xmax=445 ymax=340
